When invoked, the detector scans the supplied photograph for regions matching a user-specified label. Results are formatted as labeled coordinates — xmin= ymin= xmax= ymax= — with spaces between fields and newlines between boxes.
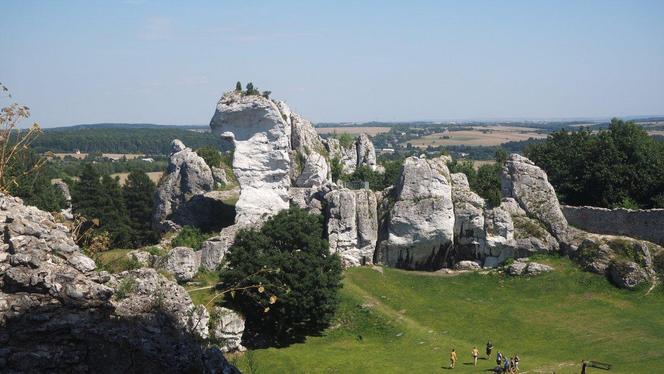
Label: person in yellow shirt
xmin=472 ymin=346 xmax=480 ymax=366
xmin=449 ymin=348 xmax=457 ymax=368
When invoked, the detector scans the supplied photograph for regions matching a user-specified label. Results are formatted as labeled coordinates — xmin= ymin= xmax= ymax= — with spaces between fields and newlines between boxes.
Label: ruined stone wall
xmin=561 ymin=205 xmax=664 ymax=246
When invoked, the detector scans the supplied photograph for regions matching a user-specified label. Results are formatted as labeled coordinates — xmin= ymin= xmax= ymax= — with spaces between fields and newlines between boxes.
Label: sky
xmin=1 ymin=0 xmax=664 ymax=127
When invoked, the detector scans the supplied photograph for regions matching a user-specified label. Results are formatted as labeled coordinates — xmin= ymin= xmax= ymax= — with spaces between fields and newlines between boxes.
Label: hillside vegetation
xmin=228 ymin=257 xmax=664 ymax=373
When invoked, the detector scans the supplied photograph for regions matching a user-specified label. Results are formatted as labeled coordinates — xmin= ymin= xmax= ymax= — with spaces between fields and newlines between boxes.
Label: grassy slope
xmin=227 ymin=257 xmax=664 ymax=373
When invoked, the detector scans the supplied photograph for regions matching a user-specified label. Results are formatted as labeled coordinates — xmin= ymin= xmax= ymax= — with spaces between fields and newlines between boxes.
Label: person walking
xmin=449 ymin=348 xmax=457 ymax=369
xmin=486 ymin=341 xmax=493 ymax=358
xmin=472 ymin=346 xmax=480 ymax=366
xmin=513 ymin=354 xmax=520 ymax=372
xmin=503 ymin=357 xmax=510 ymax=374
xmin=496 ymin=351 xmax=503 ymax=366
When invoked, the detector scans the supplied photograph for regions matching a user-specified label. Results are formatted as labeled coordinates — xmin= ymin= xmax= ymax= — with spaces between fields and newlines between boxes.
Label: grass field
xmin=110 ymin=171 xmax=163 ymax=185
xmin=315 ymin=127 xmax=392 ymax=135
xmin=50 ymin=153 xmax=145 ymax=160
xmin=408 ymin=128 xmax=547 ymax=148
xmin=226 ymin=257 xmax=664 ymax=373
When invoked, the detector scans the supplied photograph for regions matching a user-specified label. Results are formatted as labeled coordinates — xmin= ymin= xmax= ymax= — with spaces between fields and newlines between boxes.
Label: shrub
xmin=219 ymin=207 xmax=343 ymax=345
xmin=115 ymin=277 xmax=137 ymax=300
xmin=196 ymin=146 xmax=222 ymax=168
xmin=171 ymin=226 xmax=209 ymax=250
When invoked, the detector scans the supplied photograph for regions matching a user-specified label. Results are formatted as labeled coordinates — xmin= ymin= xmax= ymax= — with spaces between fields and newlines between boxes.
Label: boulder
xmin=211 ymin=166 xmax=229 ymax=187
xmin=159 ymin=246 xmax=200 ymax=282
xmin=454 ymin=260 xmax=482 ymax=271
xmin=377 ymin=156 xmax=455 ymax=270
xmin=295 ymin=152 xmax=330 ymax=187
xmin=153 ymin=139 xmax=215 ymax=230
xmin=325 ymin=189 xmax=378 ymax=266
xmin=609 ymin=261 xmax=649 ymax=289
xmin=0 ymin=194 xmax=237 ymax=373
xmin=501 ymin=154 xmax=569 ymax=242
xmin=210 ymin=92 xmax=292 ymax=226
xmin=507 ymin=259 xmax=554 ymax=276
xmin=210 ymin=307 xmax=246 ymax=353
xmin=128 ymin=249 xmax=155 ymax=267
xmin=200 ymin=225 xmax=238 ymax=271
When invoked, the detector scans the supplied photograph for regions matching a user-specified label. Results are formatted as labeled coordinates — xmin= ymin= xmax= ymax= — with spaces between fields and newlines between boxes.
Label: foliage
xmin=115 ymin=276 xmax=138 ymax=300
xmin=235 ymin=81 xmax=242 ymax=91
xmin=31 ymin=127 xmax=223 ymax=155
xmin=196 ymin=146 xmax=222 ymax=168
xmin=219 ymin=207 xmax=343 ymax=345
xmin=525 ymin=118 xmax=664 ymax=208
xmin=330 ymin=157 xmax=343 ymax=182
xmin=94 ymin=249 xmax=141 ymax=274
xmin=123 ymin=170 xmax=159 ymax=247
xmin=334 ymin=132 xmax=355 ymax=148
xmin=342 ymin=160 xmax=402 ymax=192
xmin=448 ymin=153 xmax=504 ymax=207
xmin=171 ymin=225 xmax=210 ymax=250
xmin=7 ymin=149 xmax=67 ymax=211
xmin=145 ymin=246 xmax=166 ymax=257
xmin=71 ymin=164 xmax=131 ymax=248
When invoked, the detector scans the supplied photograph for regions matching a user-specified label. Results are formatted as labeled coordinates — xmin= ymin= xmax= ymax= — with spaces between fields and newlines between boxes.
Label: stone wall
xmin=561 ymin=205 xmax=664 ymax=246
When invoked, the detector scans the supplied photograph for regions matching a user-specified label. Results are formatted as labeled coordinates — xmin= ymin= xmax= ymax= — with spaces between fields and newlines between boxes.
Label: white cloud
xmin=138 ymin=17 xmax=173 ymax=41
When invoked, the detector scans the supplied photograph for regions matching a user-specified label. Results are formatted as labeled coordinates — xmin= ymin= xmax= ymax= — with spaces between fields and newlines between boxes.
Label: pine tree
xmin=246 ymin=82 xmax=255 ymax=95
xmin=123 ymin=170 xmax=158 ymax=247
xmin=71 ymin=163 xmax=103 ymax=220
xmin=235 ymin=81 xmax=242 ymax=92
xmin=99 ymin=174 xmax=131 ymax=247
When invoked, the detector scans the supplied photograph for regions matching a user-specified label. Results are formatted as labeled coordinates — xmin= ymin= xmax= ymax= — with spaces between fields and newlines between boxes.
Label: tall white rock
xmin=377 ymin=156 xmax=455 ymax=270
xmin=451 ymin=173 xmax=486 ymax=259
xmin=501 ymin=154 xmax=570 ymax=242
xmin=325 ymin=188 xmax=378 ymax=266
xmin=210 ymin=92 xmax=292 ymax=226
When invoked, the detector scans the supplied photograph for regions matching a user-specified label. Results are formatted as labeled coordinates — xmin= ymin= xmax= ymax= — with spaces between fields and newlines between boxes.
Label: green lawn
xmin=227 ymin=257 xmax=664 ymax=373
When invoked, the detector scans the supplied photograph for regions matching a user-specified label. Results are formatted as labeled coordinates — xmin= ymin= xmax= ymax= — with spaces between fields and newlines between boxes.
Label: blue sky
xmin=1 ymin=0 xmax=663 ymax=127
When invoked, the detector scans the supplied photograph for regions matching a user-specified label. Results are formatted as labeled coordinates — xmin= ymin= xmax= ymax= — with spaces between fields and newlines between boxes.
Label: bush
xmin=196 ymin=146 xmax=222 ymax=168
xmin=115 ymin=277 xmax=137 ymax=300
xmin=219 ymin=207 xmax=342 ymax=345
xmin=171 ymin=226 xmax=210 ymax=250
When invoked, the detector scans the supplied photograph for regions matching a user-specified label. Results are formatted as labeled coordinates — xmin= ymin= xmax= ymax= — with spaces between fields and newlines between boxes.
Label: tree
xmin=196 ymin=146 xmax=222 ymax=168
xmin=235 ymin=81 xmax=242 ymax=92
xmin=246 ymin=82 xmax=256 ymax=95
xmin=123 ymin=170 xmax=158 ymax=247
xmin=219 ymin=207 xmax=342 ymax=345
xmin=7 ymin=149 xmax=66 ymax=212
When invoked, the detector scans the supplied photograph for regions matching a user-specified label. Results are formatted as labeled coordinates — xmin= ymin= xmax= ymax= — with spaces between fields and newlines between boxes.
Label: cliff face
xmin=0 ymin=194 xmax=238 ymax=373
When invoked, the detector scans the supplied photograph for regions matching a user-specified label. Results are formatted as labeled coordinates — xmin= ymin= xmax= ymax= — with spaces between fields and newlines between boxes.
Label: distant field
xmin=50 ymin=153 xmax=145 ymax=160
xmin=315 ymin=127 xmax=391 ymax=135
xmin=51 ymin=171 xmax=163 ymax=186
xmin=408 ymin=128 xmax=547 ymax=148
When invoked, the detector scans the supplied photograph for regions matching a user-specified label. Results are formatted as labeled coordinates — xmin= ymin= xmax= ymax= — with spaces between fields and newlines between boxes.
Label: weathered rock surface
xmin=290 ymin=112 xmax=325 ymax=156
xmin=454 ymin=260 xmax=482 ymax=271
xmin=166 ymin=190 xmax=238 ymax=232
xmin=377 ymin=156 xmax=455 ymax=270
xmin=506 ymin=259 xmax=554 ymax=276
xmin=153 ymin=139 xmax=215 ymax=231
xmin=501 ymin=154 xmax=569 ymax=242
xmin=158 ymin=246 xmax=200 ymax=282
xmin=296 ymin=151 xmax=330 ymax=187
xmin=326 ymin=137 xmax=358 ymax=175
xmin=212 ymin=166 xmax=229 ymax=187
xmin=200 ymin=225 xmax=238 ymax=271
xmin=325 ymin=189 xmax=378 ymax=266
xmin=609 ymin=261 xmax=649 ymax=289
xmin=451 ymin=173 xmax=486 ymax=260
xmin=210 ymin=307 xmax=246 ymax=353
xmin=356 ymin=133 xmax=377 ymax=171
xmin=210 ymin=92 xmax=291 ymax=226
xmin=289 ymin=187 xmax=327 ymax=215
xmin=0 ymin=194 xmax=237 ymax=373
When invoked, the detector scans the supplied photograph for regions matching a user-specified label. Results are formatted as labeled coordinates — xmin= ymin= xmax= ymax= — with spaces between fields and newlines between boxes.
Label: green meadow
xmin=227 ymin=257 xmax=664 ymax=374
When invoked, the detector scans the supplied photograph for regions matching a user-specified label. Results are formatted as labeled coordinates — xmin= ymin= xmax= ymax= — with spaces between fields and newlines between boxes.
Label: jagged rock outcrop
xmin=210 ymin=307 xmax=246 ymax=353
xmin=289 ymin=187 xmax=327 ymax=216
xmin=166 ymin=190 xmax=238 ymax=232
xmin=356 ymin=133 xmax=377 ymax=171
xmin=158 ymin=246 xmax=200 ymax=282
xmin=324 ymin=189 xmax=378 ymax=266
xmin=153 ymin=139 xmax=215 ymax=231
xmin=501 ymin=154 xmax=569 ymax=242
xmin=200 ymin=225 xmax=238 ymax=271
xmin=609 ymin=261 xmax=649 ymax=289
xmin=290 ymin=112 xmax=325 ymax=156
xmin=210 ymin=92 xmax=292 ymax=226
xmin=326 ymin=138 xmax=358 ymax=175
xmin=296 ymin=151 xmax=330 ymax=188
xmin=211 ymin=166 xmax=229 ymax=188
xmin=0 ymin=194 xmax=237 ymax=373
xmin=377 ymin=156 xmax=455 ymax=270
xmin=451 ymin=173 xmax=486 ymax=260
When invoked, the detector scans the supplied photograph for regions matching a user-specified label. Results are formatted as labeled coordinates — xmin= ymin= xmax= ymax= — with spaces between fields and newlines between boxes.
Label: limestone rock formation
xmin=0 ymin=194 xmax=237 ymax=373
xmin=289 ymin=187 xmax=327 ymax=215
xmin=296 ymin=151 xmax=330 ymax=188
xmin=454 ymin=260 xmax=482 ymax=271
xmin=153 ymin=139 xmax=215 ymax=231
xmin=451 ymin=173 xmax=486 ymax=259
xmin=210 ymin=307 xmax=246 ymax=353
xmin=200 ymin=225 xmax=238 ymax=271
xmin=290 ymin=112 xmax=325 ymax=156
xmin=158 ymin=246 xmax=200 ymax=282
xmin=211 ymin=166 xmax=229 ymax=187
xmin=210 ymin=92 xmax=291 ymax=226
xmin=325 ymin=133 xmax=378 ymax=175
xmin=377 ymin=156 xmax=455 ymax=270
xmin=501 ymin=154 xmax=569 ymax=242
xmin=609 ymin=261 xmax=649 ymax=289
xmin=325 ymin=189 xmax=378 ymax=266
xmin=356 ymin=133 xmax=378 ymax=171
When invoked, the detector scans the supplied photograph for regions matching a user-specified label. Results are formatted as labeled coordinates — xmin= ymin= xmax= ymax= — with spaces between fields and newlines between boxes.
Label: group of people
xmin=448 ymin=341 xmax=520 ymax=373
